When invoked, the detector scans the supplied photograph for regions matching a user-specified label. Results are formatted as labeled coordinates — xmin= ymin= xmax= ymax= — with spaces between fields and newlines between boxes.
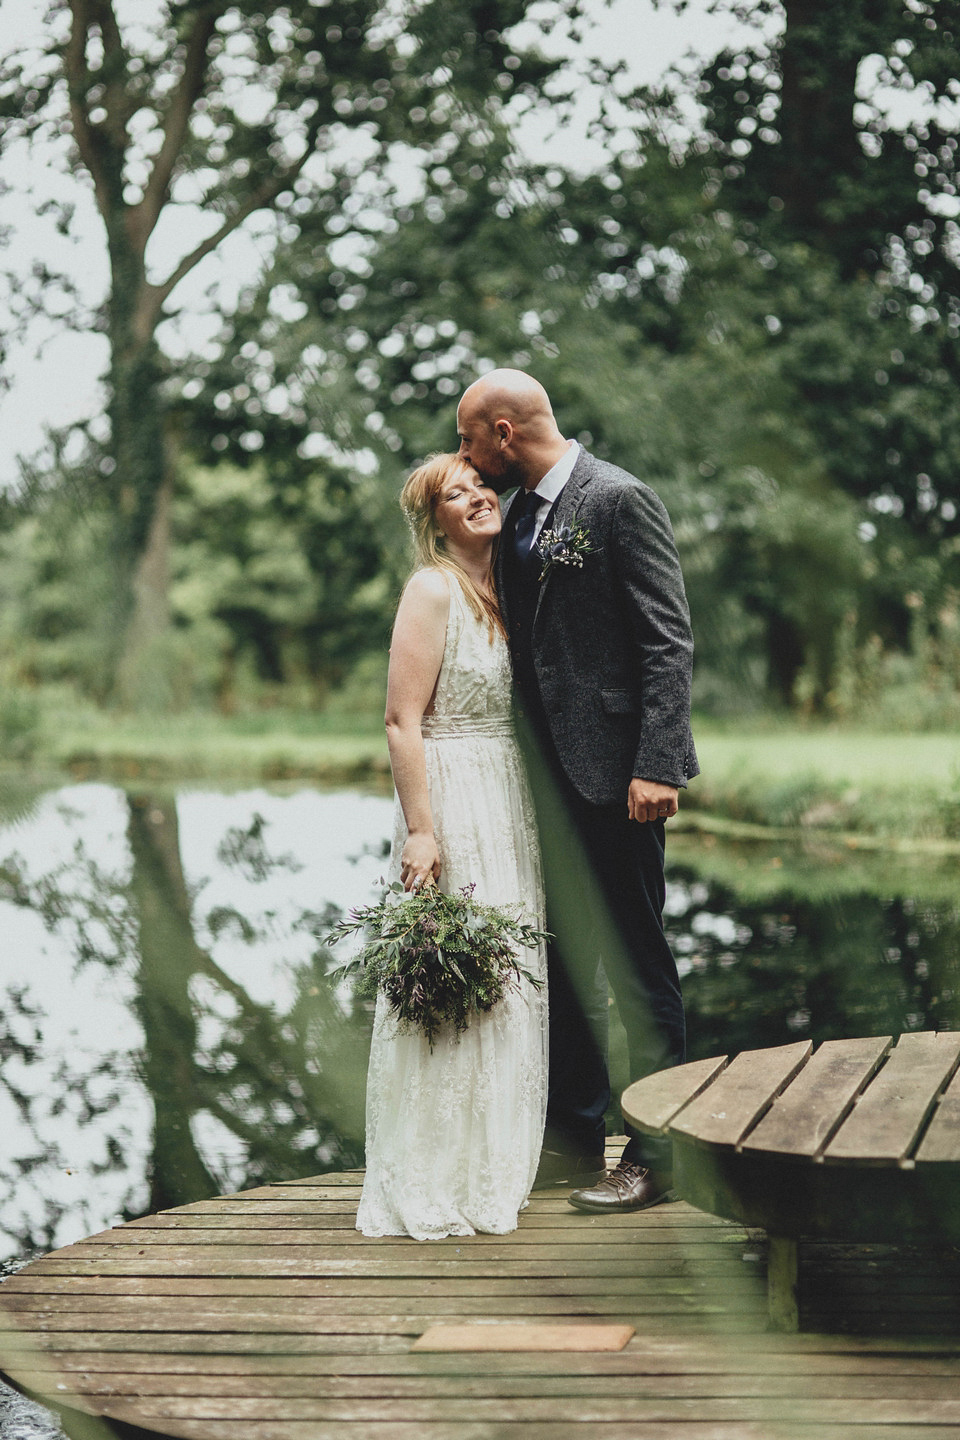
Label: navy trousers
xmin=518 ymin=714 xmax=686 ymax=1173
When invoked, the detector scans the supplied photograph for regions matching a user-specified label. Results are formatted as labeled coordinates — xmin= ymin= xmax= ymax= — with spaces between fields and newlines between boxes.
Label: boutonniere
xmin=536 ymin=520 xmax=596 ymax=581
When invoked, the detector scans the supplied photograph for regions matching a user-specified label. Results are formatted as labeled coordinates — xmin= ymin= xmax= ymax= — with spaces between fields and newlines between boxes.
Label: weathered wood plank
xmin=825 ymin=1031 xmax=960 ymax=1164
xmin=13 ymin=1253 xmax=753 ymax=1279
xmin=915 ymin=1063 xmax=960 ymax=1164
xmin=666 ymin=1042 xmax=813 ymax=1150
xmin=59 ymin=1423 xmax=960 ymax=1440
xmin=72 ymin=1394 xmax=960 ymax=1423
xmin=741 ymin=1037 xmax=892 ymax=1159
xmin=0 ymin=1290 xmax=749 ymax=1318
xmin=0 ymin=1271 xmax=755 ymax=1298
xmin=76 ymin=1226 xmax=741 ymax=1248
xmin=621 ymin=1056 xmax=729 ymax=1135
xmin=7 ymin=1336 xmax=960 ymax=1376
xmin=119 ymin=1215 xmax=734 ymax=1240
xmin=0 ymin=1288 xmax=762 ymax=1333
xmin=13 ymin=1371 xmax=960 ymax=1401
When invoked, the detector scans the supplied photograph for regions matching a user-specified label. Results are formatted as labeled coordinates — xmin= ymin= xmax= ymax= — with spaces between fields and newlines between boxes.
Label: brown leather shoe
xmin=531 ymin=1150 xmax=607 ymax=1190
xmin=567 ymin=1161 xmax=677 ymax=1212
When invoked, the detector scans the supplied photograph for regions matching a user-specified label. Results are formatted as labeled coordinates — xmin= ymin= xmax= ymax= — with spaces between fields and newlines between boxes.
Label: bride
xmin=356 ymin=454 xmax=548 ymax=1240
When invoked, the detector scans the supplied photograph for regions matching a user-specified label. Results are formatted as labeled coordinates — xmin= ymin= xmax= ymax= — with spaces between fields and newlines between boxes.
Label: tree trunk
xmin=113 ymin=461 xmax=174 ymax=712
xmin=126 ymin=792 xmax=219 ymax=1213
xmin=775 ymin=0 xmax=901 ymax=272
xmin=104 ymin=228 xmax=173 ymax=707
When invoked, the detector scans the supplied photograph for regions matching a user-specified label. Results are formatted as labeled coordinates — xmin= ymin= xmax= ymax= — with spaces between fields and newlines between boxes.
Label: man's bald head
xmin=457 ymin=368 xmax=568 ymax=492
xmin=460 ymin=369 xmax=556 ymax=430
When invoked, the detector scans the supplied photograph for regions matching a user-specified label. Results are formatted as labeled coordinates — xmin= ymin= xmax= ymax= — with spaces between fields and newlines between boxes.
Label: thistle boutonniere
xmin=536 ymin=520 xmax=595 ymax=582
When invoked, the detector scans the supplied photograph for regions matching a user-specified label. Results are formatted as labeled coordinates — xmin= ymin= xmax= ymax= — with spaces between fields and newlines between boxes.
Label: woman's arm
xmin=384 ymin=569 xmax=449 ymax=891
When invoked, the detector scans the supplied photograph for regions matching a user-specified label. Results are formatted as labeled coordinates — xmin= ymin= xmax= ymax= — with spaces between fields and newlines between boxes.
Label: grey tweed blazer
xmin=496 ymin=449 xmax=699 ymax=806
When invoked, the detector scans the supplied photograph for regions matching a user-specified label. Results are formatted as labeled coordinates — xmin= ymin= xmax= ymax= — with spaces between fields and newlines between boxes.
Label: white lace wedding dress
xmin=356 ymin=572 xmax=548 ymax=1240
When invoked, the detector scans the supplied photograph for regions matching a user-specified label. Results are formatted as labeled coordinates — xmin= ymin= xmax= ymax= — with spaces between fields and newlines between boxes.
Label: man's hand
xmin=628 ymin=778 xmax=679 ymax=824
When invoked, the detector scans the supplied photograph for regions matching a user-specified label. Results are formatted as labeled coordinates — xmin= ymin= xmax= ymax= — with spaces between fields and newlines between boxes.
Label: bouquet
xmin=327 ymin=881 xmax=549 ymax=1048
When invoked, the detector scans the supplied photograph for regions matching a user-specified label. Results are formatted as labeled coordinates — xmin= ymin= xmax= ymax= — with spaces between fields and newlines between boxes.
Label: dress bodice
xmin=421 ymin=573 xmax=512 ymax=738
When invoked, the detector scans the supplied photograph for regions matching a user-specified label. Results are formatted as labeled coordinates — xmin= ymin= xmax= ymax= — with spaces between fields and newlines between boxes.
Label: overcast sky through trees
xmin=0 ymin=0 xmax=771 ymax=486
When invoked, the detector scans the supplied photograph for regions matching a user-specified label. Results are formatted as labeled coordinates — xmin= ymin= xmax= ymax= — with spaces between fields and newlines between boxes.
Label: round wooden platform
xmin=2 ymin=1140 xmax=960 ymax=1439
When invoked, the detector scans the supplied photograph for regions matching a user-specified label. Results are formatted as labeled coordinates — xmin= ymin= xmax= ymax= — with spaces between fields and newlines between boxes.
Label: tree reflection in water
xmin=0 ymin=785 xmax=385 ymax=1268
xmin=1 ymin=786 xmax=958 ymax=1272
xmin=664 ymin=866 xmax=960 ymax=1060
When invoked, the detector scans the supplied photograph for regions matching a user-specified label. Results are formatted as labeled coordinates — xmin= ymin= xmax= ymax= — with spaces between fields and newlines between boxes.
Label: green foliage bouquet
xmin=328 ymin=882 xmax=548 ymax=1048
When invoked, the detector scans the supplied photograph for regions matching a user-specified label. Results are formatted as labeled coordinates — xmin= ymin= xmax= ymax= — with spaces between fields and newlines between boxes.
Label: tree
xmin=0 ymin=0 xmax=562 ymax=703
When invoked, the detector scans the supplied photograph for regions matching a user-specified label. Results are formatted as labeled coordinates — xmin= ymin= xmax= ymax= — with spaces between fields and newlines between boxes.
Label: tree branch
xmin=66 ymin=0 xmax=115 ymax=220
xmin=129 ymin=3 xmax=228 ymax=255
xmin=133 ymin=129 xmax=324 ymax=343
xmin=93 ymin=0 xmax=136 ymax=134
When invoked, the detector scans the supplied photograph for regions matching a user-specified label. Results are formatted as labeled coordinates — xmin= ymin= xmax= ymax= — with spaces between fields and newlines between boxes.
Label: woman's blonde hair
xmin=400 ymin=453 xmax=505 ymax=642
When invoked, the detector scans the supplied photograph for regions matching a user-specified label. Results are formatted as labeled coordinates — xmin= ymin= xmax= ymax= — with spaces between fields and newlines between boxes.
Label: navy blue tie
xmin=512 ymin=489 xmax=543 ymax=565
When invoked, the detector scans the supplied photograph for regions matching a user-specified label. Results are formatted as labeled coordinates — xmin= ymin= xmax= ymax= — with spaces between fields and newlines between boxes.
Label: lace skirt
xmin=356 ymin=720 xmax=548 ymax=1240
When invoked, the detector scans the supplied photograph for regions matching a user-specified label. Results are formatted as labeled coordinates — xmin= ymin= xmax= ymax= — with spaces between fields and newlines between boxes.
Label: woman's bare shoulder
xmin=402 ymin=567 xmax=452 ymax=605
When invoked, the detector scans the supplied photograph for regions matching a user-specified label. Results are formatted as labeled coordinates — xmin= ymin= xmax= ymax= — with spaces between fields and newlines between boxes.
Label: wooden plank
xmin=621 ymin=1056 xmax=729 ymax=1135
xmin=13 ymin=1371 xmax=960 ymax=1401
xmin=742 ymin=1037 xmax=892 ymax=1158
xmin=915 ymin=1062 xmax=960 ymax=1163
xmin=60 ymin=1394 xmax=960 ymax=1423
xmin=77 ymin=1225 xmax=741 ymax=1247
xmin=117 ymin=1219 xmax=734 ymax=1243
xmin=825 ymin=1031 xmax=960 ymax=1164
xmin=0 ymin=1286 xmax=761 ymax=1333
xmin=62 ymin=1423 xmax=960 ymax=1440
xmin=12 ymin=1252 xmax=752 ymax=1279
xmin=411 ymin=1323 xmax=635 ymax=1352
xmin=7 ymin=1337 xmax=960 ymax=1376
xmin=667 ymin=1042 xmax=813 ymax=1150
xmin=0 ymin=1272 xmax=755 ymax=1300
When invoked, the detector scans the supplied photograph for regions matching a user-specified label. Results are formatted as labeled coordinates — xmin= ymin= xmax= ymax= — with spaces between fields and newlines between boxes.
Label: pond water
xmin=1 ymin=777 xmax=958 ymax=1436
xmin=1 ymin=777 xmax=957 ymax=1280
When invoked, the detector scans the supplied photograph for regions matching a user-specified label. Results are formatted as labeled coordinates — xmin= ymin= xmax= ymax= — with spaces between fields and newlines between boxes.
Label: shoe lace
xmin=608 ymin=1161 xmax=647 ymax=1195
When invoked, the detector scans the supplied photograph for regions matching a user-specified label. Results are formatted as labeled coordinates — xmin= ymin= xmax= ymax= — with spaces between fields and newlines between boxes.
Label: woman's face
xmin=434 ymin=467 xmax=501 ymax=551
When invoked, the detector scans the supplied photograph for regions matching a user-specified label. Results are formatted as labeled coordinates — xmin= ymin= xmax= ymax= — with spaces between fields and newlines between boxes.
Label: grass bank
xmin=5 ymin=692 xmax=959 ymax=847
xmin=687 ymin=727 xmax=960 ymax=848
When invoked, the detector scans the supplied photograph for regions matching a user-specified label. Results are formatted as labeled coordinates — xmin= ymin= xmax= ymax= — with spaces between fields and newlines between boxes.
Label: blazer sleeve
xmin=610 ymin=481 xmax=695 ymax=788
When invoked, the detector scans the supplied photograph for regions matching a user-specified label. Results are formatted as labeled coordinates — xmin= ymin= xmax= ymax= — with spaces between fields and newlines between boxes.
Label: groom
xmin=456 ymin=369 xmax=698 ymax=1212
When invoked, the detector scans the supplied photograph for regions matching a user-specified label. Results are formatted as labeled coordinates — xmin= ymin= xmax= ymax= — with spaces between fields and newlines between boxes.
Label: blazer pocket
xmin=600 ymin=688 xmax=638 ymax=716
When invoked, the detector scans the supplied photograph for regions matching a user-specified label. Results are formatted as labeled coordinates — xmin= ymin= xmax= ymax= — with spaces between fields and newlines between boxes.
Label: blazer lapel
xmin=531 ymin=456 xmax=594 ymax=631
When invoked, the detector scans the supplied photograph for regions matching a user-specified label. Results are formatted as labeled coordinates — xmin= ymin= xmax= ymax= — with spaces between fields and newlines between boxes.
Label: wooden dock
xmin=2 ymin=1139 xmax=960 ymax=1439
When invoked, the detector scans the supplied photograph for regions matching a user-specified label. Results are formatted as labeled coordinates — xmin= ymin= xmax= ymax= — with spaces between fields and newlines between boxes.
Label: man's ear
xmin=494 ymin=418 xmax=513 ymax=448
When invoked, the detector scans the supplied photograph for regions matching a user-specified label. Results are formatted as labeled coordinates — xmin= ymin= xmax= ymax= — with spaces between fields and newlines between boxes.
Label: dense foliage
xmin=2 ymin=0 xmax=958 ymax=723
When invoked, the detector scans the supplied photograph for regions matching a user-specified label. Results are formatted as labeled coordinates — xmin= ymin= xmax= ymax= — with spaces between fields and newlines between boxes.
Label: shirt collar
xmin=532 ymin=440 xmax=580 ymax=506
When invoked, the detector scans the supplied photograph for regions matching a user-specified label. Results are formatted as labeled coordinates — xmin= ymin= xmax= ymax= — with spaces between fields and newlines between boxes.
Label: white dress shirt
xmin=526 ymin=440 xmax=580 ymax=545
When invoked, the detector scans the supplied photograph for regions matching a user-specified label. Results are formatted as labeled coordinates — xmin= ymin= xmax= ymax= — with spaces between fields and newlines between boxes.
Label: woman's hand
xmin=400 ymin=831 xmax=441 ymax=892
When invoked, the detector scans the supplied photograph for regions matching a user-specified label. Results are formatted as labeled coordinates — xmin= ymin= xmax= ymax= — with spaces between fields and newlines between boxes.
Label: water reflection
xmin=0 ymin=783 xmax=957 ymax=1272
xmin=0 ymin=783 xmax=391 ymax=1268
xmin=663 ymin=858 xmax=960 ymax=1058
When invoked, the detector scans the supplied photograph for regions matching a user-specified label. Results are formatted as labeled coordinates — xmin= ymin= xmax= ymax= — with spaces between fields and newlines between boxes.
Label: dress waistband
xmin=421 ymin=713 xmax=514 ymax=739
